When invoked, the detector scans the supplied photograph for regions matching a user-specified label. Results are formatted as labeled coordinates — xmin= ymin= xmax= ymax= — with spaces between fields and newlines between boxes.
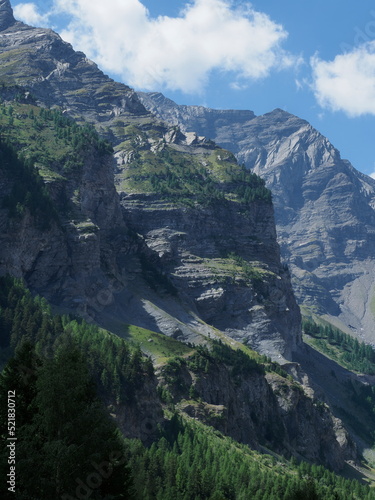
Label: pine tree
xmin=2 ymin=335 xmax=134 ymax=499
xmin=0 ymin=341 xmax=41 ymax=498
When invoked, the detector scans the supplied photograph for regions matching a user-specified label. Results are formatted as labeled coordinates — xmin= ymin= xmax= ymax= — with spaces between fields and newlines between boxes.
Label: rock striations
xmin=138 ymin=92 xmax=375 ymax=345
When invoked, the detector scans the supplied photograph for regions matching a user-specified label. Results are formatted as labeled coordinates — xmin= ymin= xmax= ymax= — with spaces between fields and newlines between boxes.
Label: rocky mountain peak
xmin=0 ymin=0 xmax=15 ymax=31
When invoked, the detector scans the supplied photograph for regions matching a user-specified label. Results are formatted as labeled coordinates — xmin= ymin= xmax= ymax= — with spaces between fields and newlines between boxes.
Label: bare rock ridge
xmin=0 ymin=9 xmax=144 ymax=119
xmin=0 ymin=4 xmax=301 ymax=360
xmin=138 ymin=92 xmax=375 ymax=345
xmin=0 ymin=0 xmax=15 ymax=31
xmin=140 ymin=91 xmax=256 ymax=152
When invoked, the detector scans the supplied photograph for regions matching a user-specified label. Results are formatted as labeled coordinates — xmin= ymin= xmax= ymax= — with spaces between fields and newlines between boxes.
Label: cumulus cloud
xmin=13 ymin=2 xmax=51 ymax=27
xmin=311 ymin=42 xmax=375 ymax=117
xmin=15 ymin=0 xmax=295 ymax=94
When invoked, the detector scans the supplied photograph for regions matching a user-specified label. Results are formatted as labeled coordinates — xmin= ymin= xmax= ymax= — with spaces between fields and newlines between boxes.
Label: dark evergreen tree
xmin=1 ymin=335 xmax=134 ymax=499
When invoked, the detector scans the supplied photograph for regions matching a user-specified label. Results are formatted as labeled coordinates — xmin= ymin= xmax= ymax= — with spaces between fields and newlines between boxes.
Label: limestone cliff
xmin=119 ymin=193 xmax=300 ymax=359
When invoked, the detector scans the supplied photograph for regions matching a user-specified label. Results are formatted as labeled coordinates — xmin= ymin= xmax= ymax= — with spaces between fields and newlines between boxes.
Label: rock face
xmin=162 ymin=355 xmax=356 ymax=471
xmin=0 ymin=0 xmax=14 ymax=31
xmin=0 ymin=139 xmax=127 ymax=319
xmin=119 ymin=193 xmax=300 ymax=359
xmin=0 ymin=8 xmax=143 ymax=119
xmin=0 ymin=4 xmax=302 ymax=360
xmin=138 ymin=92 xmax=375 ymax=345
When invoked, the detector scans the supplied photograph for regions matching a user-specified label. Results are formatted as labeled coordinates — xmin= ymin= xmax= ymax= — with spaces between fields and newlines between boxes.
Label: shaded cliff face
xmin=0 ymin=0 xmax=14 ymax=30
xmin=0 ymin=109 xmax=127 ymax=317
xmin=0 ymin=2 xmax=302 ymax=359
xmin=139 ymin=92 xmax=375 ymax=344
xmin=159 ymin=354 xmax=356 ymax=471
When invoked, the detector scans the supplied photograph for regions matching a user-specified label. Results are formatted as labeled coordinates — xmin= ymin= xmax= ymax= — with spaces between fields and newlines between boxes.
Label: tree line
xmin=0 ymin=138 xmax=57 ymax=229
xmin=303 ymin=319 xmax=375 ymax=375
xmin=124 ymin=415 xmax=375 ymax=500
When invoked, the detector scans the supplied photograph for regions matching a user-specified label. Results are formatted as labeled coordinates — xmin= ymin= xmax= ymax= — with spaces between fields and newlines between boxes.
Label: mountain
xmin=138 ymin=92 xmax=375 ymax=345
xmin=1 ymin=2 xmax=375 ymax=494
xmin=0 ymin=0 xmax=302 ymax=361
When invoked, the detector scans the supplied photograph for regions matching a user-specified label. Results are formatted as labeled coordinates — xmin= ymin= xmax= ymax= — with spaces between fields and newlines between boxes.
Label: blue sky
xmin=11 ymin=0 xmax=375 ymax=177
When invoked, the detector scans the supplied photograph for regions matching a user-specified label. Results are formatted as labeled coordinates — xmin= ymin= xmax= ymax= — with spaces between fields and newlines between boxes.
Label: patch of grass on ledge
xmin=303 ymin=319 xmax=375 ymax=375
xmin=123 ymin=324 xmax=195 ymax=365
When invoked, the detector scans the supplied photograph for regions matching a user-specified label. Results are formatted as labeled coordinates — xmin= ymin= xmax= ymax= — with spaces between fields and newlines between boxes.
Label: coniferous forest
xmin=1 ymin=276 xmax=375 ymax=499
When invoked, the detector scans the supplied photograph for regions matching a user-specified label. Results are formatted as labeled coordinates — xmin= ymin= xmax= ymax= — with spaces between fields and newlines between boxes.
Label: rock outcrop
xmin=0 ymin=0 xmax=14 ymax=31
xmin=160 ymin=354 xmax=356 ymax=471
xmin=138 ymin=92 xmax=375 ymax=345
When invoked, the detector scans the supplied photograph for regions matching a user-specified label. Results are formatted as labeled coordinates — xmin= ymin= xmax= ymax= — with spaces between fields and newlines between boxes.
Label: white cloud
xmin=13 ymin=2 xmax=51 ymax=27
xmin=370 ymin=172 xmax=375 ymax=179
xmin=311 ymin=42 xmax=375 ymax=117
xmin=295 ymin=79 xmax=303 ymax=91
xmin=230 ymin=81 xmax=249 ymax=91
xmin=16 ymin=0 xmax=296 ymax=94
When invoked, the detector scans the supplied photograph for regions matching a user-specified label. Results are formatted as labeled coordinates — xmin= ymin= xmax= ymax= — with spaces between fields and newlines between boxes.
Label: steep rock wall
xmin=0 ymin=142 xmax=127 ymax=319
xmin=160 ymin=357 xmax=356 ymax=471
xmin=120 ymin=193 xmax=301 ymax=359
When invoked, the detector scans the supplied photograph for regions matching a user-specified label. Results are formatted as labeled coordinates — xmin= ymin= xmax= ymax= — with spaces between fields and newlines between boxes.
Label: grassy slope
xmin=0 ymin=101 xmax=111 ymax=178
xmin=113 ymin=119 xmax=271 ymax=204
xmin=0 ymin=102 xmax=73 ymax=177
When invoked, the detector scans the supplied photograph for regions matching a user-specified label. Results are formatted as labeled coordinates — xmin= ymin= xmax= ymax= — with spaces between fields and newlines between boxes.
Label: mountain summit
xmin=0 ymin=0 xmax=15 ymax=31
